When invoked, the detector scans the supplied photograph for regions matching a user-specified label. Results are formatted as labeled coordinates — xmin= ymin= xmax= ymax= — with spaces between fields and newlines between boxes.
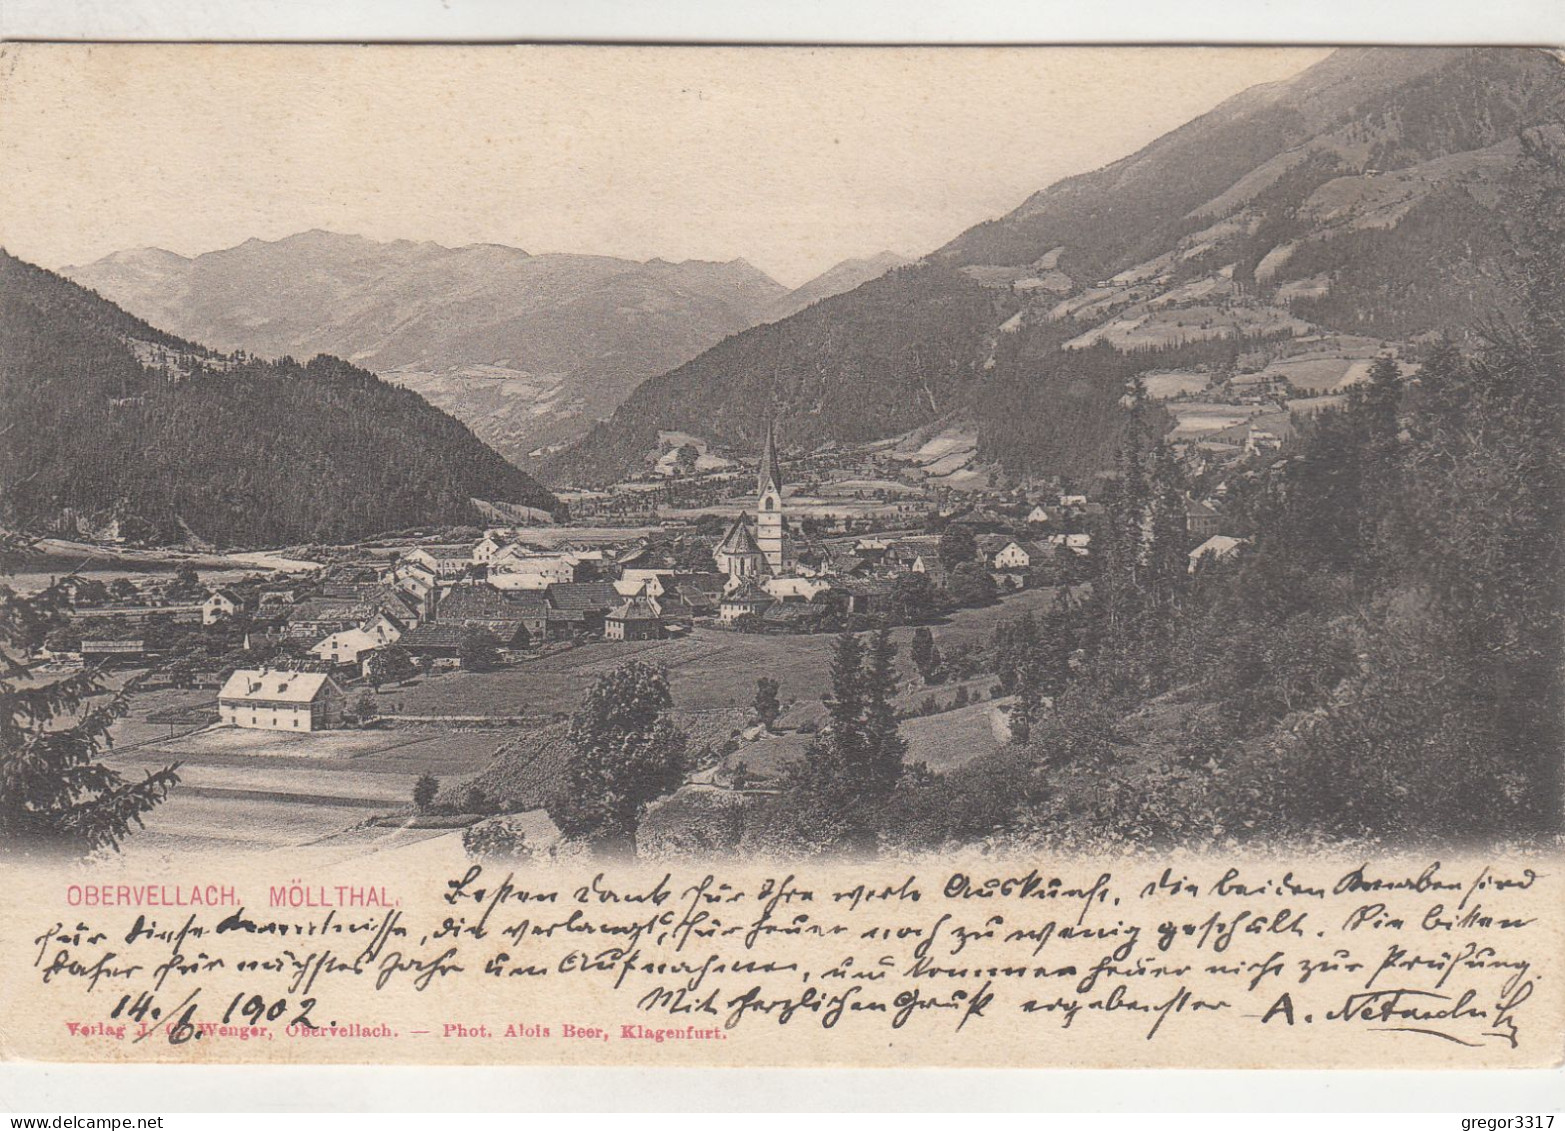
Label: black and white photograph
xmin=0 ymin=41 xmax=1561 ymax=1078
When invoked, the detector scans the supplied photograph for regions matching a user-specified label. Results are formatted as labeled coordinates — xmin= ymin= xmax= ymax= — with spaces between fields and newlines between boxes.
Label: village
xmin=11 ymin=409 xmax=1259 ymax=859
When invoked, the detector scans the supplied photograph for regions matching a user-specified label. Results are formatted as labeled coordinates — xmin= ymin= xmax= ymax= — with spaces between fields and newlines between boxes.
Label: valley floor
xmin=103 ymin=588 xmax=1057 ymax=859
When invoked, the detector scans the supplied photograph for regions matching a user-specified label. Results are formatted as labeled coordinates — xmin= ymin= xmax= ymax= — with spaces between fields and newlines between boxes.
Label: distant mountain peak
xmin=62 ymin=231 xmax=796 ymax=470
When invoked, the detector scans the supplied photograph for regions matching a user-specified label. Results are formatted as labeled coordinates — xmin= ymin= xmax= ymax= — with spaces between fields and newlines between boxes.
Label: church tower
xmin=755 ymin=418 xmax=789 ymax=574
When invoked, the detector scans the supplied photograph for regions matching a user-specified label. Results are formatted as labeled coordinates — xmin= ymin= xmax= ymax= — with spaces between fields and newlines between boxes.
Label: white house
xmin=405 ymin=545 xmax=475 ymax=579
xmin=309 ymin=627 xmax=384 ymax=666
xmin=1189 ymin=535 xmax=1247 ymax=572
xmin=202 ymin=589 xmax=244 ymax=625
xmin=718 ymin=583 xmax=772 ymax=626
xmin=1026 ymin=505 xmax=1052 ymax=526
xmin=995 ymin=541 xmax=1045 ymax=575
xmin=762 ymin=576 xmax=830 ymax=602
xmin=218 ymin=669 xmax=346 ymax=732
xmin=616 ymin=568 xmax=675 ymax=598
xmin=1058 ymin=494 xmax=1088 ymax=509
xmin=472 ymin=532 xmax=514 ymax=565
xmin=487 ymin=547 xmax=580 ymax=591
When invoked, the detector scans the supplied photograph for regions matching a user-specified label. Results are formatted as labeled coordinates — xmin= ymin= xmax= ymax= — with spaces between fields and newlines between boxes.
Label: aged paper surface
xmin=2 ymin=847 xmax=1562 ymax=1066
xmin=1 ymin=43 xmax=1562 ymax=1070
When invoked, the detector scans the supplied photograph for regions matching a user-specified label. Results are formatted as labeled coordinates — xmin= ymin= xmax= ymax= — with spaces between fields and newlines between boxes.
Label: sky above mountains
xmin=1 ymin=45 xmax=1327 ymax=287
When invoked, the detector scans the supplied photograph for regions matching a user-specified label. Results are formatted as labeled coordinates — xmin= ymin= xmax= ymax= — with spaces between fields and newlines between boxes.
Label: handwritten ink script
xmin=2 ymin=853 xmax=1559 ymax=1067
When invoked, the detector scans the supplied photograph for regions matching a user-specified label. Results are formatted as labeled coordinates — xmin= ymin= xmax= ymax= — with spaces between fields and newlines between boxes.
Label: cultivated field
xmin=101 ymin=587 xmax=1056 ymax=856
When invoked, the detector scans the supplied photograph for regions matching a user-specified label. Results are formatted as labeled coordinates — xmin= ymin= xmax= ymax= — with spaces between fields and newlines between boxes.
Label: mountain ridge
xmin=62 ymin=232 xmax=791 ymax=469
xmin=544 ymin=47 xmax=1564 ymax=487
xmin=0 ymin=251 xmax=558 ymax=547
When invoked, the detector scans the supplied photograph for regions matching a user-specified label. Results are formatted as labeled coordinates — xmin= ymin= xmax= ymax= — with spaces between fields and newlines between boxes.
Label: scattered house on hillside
xmin=1058 ymin=494 xmax=1088 ymax=509
xmin=202 ymin=588 xmax=246 ymax=625
xmin=1026 ymin=505 xmax=1054 ymax=526
xmin=80 ymin=639 xmax=148 ymax=666
xmin=605 ymin=589 xmax=664 ymax=641
xmin=1048 ymin=533 xmax=1092 ymax=555
xmin=219 ymin=669 xmax=345 ymax=732
xmin=992 ymin=539 xmax=1050 ymax=571
xmin=833 ymin=578 xmax=897 ymax=617
xmin=718 ymin=583 xmax=773 ymax=626
xmin=258 ymin=587 xmax=299 ymax=608
xmin=1245 ymin=425 xmax=1284 ymax=453
xmin=1184 ymin=497 xmax=1223 ymax=539
xmin=1189 ymin=535 xmax=1247 ymax=572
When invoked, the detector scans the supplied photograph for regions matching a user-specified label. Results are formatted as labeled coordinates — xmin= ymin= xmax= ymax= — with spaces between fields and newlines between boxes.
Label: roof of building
xmin=545 ymin=581 xmax=621 ymax=611
xmin=437 ymin=587 xmax=545 ymax=620
xmin=398 ymin=623 xmax=469 ymax=649
xmin=205 ymin=588 xmax=244 ymax=604
xmin=1190 ymin=535 xmax=1246 ymax=561
xmin=761 ymin=602 xmax=827 ymax=624
xmin=608 ymin=594 xmax=662 ymax=622
xmin=310 ymin=627 xmax=384 ymax=656
xmin=286 ymin=598 xmax=383 ymax=624
xmin=666 ymin=571 xmax=729 ymax=595
xmin=219 ymin=669 xmax=339 ymax=704
xmin=715 ymin=514 xmax=762 ymax=556
xmin=722 ymin=582 xmax=772 ymax=605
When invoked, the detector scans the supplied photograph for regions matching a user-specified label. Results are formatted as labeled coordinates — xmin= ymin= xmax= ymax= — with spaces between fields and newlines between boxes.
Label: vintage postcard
xmin=0 ymin=43 xmax=1561 ymax=1070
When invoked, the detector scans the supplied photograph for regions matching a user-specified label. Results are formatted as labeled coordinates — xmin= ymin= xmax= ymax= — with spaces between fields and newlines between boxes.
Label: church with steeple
xmin=713 ymin=418 xmax=795 ymax=582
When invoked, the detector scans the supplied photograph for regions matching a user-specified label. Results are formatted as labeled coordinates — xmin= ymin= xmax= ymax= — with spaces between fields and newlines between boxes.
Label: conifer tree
xmin=0 ymin=585 xmax=180 ymax=855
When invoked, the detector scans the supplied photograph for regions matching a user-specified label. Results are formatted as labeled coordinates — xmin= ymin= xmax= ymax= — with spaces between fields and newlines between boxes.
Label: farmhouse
xmin=718 ymin=583 xmax=773 ymax=625
xmin=219 ymin=669 xmax=345 ymax=732
xmin=202 ymin=589 xmax=245 ymax=625
xmin=1184 ymin=497 xmax=1223 ymax=540
xmin=992 ymin=540 xmax=1051 ymax=571
xmin=604 ymin=590 xmax=664 ymax=641
xmin=309 ymin=627 xmax=387 ymax=666
xmin=397 ymin=623 xmax=468 ymax=662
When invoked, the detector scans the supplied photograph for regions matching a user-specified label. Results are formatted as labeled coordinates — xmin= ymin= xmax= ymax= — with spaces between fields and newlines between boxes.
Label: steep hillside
xmin=541 ymin=263 xmax=1016 ymax=486
xmin=547 ymin=48 xmax=1563 ymax=486
xmin=0 ymin=252 xmax=557 ymax=547
xmin=64 ymin=231 xmax=789 ymax=467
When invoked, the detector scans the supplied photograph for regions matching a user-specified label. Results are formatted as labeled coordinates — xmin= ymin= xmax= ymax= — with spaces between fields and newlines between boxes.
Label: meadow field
xmin=101 ymin=587 xmax=1054 ymax=856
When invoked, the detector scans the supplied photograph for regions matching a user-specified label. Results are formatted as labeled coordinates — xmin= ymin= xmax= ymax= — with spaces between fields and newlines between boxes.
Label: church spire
xmin=757 ymin=417 xmax=783 ymax=499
